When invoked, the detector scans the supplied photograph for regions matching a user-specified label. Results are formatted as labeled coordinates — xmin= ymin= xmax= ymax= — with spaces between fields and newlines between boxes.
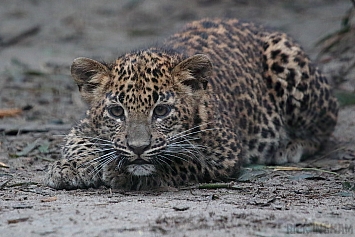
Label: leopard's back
xmin=165 ymin=18 xmax=338 ymax=164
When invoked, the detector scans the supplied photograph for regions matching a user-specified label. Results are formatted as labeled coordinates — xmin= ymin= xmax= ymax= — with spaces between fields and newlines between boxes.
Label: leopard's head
xmin=71 ymin=50 xmax=213 ymax=176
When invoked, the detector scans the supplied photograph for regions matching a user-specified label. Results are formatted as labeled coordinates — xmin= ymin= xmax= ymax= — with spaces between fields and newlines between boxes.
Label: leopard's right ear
xmin=71 ymin=57 xmax=110 ymax=104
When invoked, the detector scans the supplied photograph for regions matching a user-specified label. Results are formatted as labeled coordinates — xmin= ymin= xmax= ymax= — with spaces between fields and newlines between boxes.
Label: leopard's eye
xmin=108 ymin=105 xmax=124 ymax=118
xmin=153 ymin=105 xmax=171 ymax=118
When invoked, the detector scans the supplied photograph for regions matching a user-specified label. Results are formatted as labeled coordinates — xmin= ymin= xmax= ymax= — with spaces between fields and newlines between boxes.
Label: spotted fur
xmin=45 ymin=19 xmax=338 ymax=190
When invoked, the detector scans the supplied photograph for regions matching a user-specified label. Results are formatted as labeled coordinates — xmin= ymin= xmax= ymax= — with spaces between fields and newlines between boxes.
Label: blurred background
xmin=0 ymin=0 xmax=354 ymax=161
xmin=0 ymin=0 xmax=352 ymax=69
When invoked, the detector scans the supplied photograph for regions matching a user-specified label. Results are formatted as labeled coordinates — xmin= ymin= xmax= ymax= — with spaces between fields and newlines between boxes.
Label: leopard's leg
xmin=262 ymin=32 xmax=338 ymax=164
xmin=45 ymin=126 xmax=109 ymax=189
xmin=44 ymin=158 xmax=102 ymax=189
xmin=272 ymin=139 xmax=320 ymax=164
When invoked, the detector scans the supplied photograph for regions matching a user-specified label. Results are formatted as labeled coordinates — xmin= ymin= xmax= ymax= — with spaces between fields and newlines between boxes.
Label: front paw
xmin=44 ymin=160 xmax=82 ymax=190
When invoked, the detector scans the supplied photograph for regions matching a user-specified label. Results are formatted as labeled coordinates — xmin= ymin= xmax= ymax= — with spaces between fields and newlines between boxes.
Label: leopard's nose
xmin=127 ymin=143 xmax=150 ymax=156
xmin=127 ymin=121 xmax=151 ymax=156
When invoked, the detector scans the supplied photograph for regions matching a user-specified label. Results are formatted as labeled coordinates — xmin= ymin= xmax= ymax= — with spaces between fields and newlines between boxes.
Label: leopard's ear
xmin=172 ymin=54 xmax=212 ymax=92
xmin=71 ymin=57 xmax=110 ymax=104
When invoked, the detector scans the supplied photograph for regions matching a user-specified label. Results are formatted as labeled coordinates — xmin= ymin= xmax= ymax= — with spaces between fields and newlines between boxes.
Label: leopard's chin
xmin=127 ymin=164 xmax=156 ymax=176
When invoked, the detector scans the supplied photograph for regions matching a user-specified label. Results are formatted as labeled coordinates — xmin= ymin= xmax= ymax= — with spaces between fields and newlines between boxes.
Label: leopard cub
xmin=45 ymin=19 xmax=338 ymax=190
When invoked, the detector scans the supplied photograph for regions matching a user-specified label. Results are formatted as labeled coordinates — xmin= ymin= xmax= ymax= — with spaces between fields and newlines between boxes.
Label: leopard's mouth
xmin=129 ymin=158 xmax=151 ymax=165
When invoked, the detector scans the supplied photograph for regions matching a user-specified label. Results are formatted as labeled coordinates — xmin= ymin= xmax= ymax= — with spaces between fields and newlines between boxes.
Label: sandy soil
xmin=0 ymin=0 xmax=354 ymax=236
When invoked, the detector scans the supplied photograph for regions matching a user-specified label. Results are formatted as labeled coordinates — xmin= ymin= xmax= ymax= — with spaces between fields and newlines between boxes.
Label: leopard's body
xmin=45 ymin=19 xmax=338 ymax=190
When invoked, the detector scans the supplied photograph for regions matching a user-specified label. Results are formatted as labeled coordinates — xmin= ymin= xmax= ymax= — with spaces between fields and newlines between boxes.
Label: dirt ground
xmin=1 ymin=0 xmax=355 ymax=236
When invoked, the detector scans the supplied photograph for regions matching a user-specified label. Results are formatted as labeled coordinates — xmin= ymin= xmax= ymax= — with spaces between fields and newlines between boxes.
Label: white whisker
xmin=155 ymin=155 xmax=174 ymax=171
xmin=161 ymin=151 xmax=188 ymax=162
xmin=90 ymin=154 xmax=117 ymax=178
xmin=168 ymin=122 xmax=212 ymax=140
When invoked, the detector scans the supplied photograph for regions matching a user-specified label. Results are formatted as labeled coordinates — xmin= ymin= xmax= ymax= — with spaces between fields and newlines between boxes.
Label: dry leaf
xmin=7 ymin=217 xmax=29 ymax=224
xmin=0 ymin=161 xmax=9 ymax=168
xmin=0 ymin=108 xmax=22 ymax=118
xmin=40 ymin=196 xmax=57 ymax=202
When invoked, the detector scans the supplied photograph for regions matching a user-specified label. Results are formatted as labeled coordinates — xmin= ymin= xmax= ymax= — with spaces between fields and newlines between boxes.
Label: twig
xmin=197 ymin=183 xmax=234 ymax=189
xmin=266 ymin=166 xmax=340 ymax=176
xmin=306 ymin=146 xmax=347 ymax=165
xmin=7 ymin=217 xmax=29 ymax=224
xmin=0 ymin=25 xmax=40 ymax=48
xmin=181 ymin=182 xmax=248 ymax=190
xmin=0 ymin=179 xmax=12 ymax=189
xmin=6 ymin=181 xmax=38 ymax=188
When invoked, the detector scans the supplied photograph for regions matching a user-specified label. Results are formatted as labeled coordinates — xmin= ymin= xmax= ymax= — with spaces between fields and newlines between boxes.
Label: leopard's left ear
xmin=71 ymin=57 xmax=111 ymax=104
xmin=172 ymin=54 xmax=212 ymax=91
